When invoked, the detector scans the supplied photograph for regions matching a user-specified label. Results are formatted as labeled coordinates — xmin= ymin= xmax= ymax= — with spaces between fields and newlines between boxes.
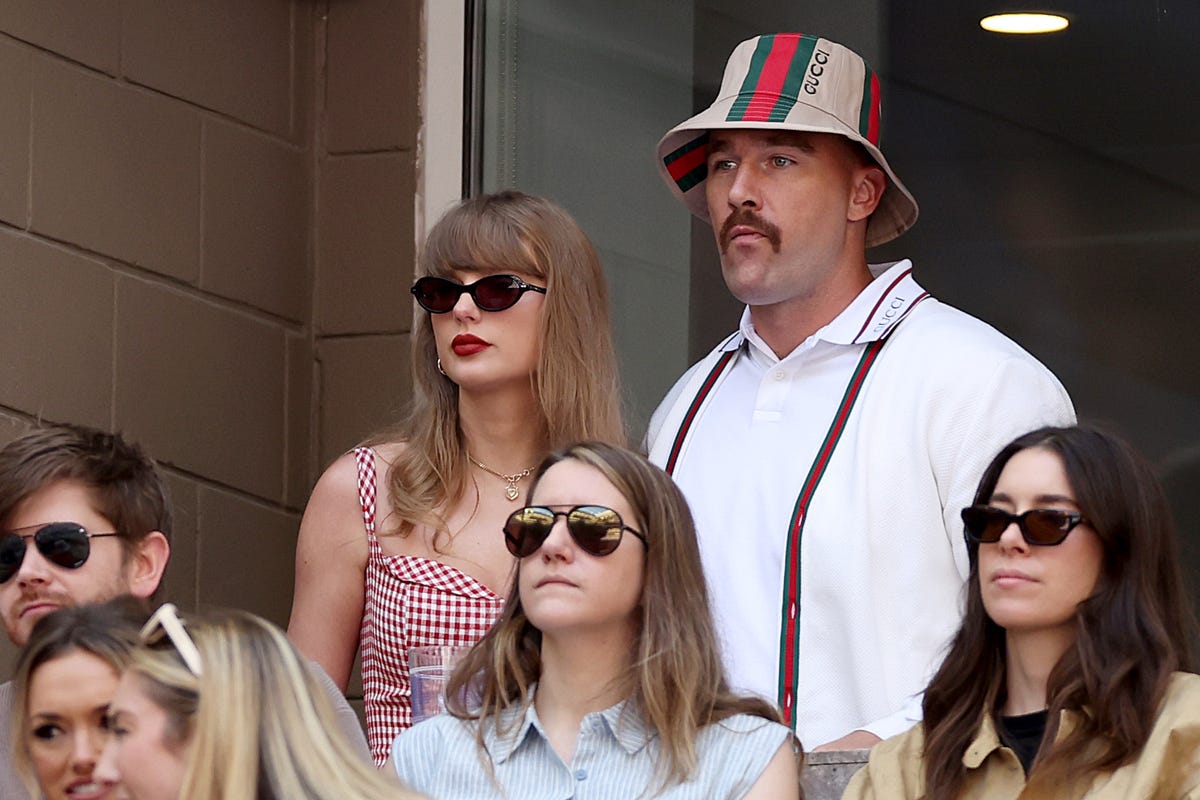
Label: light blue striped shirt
xmin=391 ymin=695 xmax=791 ymax=799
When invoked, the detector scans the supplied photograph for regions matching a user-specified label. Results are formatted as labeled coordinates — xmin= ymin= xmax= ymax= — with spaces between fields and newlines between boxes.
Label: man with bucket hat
xmin=646 ymin=33 xmax=1074 ymax=750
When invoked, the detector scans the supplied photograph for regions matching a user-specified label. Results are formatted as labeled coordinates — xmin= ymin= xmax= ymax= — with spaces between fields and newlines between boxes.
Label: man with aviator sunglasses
xmin=0 ymin=423 xmax=368 ymax=798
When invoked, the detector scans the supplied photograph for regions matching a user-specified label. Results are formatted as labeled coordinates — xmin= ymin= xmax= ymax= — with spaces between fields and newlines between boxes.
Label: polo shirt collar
xmin=484 ymin=686 xmax=652 ymax=763
xmin=734 ymin=259 xmax=927 ymax=364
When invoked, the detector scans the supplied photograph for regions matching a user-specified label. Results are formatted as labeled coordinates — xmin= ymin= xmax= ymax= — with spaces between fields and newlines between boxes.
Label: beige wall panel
xmin=196 ymin=485 xmax=299 ymax=626
xmin=0 ymin=40 xmax=30 ymax=227
xmin=0 ymin=232 xmax=114 ymax=428
xmin=160 ymin=470 xmax=199 ymax=611
xmin=0 ymin=0 xmax=120 ymax=74
xmin=0 ymin=411 xmax=32 ymax=450
xmin=202 ymin=121 xmax=308 ymax=321
xmin=325 ymin=0 xmax=418 ymax=153
xmin=285 ymin=332 xmax=315 ymax=508
xmin=114 ymin=277 xmax=286 ymax=500
xmin=317 ymin=335 xmax=411 ymax=468
xmin=31 ymin=59 xmax=201 ymax=283
xmin=121 ymin=0 xmax=294 ymax=137
xmin=317 ymin=154 xmax=414 ymax=335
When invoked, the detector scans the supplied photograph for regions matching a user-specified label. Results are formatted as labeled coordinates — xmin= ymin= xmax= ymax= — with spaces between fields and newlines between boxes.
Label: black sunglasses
xmin=504 ymin=505 xmax=647 ymax=558
xmin=961 ymin=505 xmax=1088 ymax=547
xmin=410 ymin=274 xmax=547 ymax=314
xmin=0 ymin=522 xmax=121 ymax=583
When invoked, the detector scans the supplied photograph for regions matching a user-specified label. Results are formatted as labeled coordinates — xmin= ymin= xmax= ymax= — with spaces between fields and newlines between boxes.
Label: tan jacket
xmin=843 ymin=672 xmax=1200 ymax=799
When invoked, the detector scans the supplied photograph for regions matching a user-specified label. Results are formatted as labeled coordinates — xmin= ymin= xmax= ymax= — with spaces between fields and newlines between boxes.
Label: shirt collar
xmin=484 ymin=686 xmax=653 ymax=764
xmin=733 ymin=260 xmax=927 ymax=365
xmin=962 ymin=707 xmax=1080 ymax=770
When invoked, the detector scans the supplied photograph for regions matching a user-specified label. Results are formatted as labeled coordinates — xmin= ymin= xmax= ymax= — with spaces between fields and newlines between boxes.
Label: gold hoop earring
xmin=437 ymin=358 xmax=447 ymax=376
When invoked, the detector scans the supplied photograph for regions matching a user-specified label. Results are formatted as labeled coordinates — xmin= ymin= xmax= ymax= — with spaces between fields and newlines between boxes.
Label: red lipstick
xmin=451 ymin=333 xmax=490 ymax=356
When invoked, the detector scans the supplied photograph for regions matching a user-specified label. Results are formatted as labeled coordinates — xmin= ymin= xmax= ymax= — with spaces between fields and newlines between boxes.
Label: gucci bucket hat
xmin=657 ymin=33 xmax=919 ymax=247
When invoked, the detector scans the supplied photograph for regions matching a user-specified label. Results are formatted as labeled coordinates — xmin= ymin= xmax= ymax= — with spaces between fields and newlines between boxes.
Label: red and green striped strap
xmin=662 ymin=294 xmax=925 ymax=729
xmin=664 ymin=347 xmax=739 ymax=475
xmin=776 ymin=338 xmax=884 ymax=727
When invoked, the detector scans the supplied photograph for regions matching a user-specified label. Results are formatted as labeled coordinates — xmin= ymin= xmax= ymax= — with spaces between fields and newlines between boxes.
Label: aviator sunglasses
xmin=411 ymin=274 xmax=547 ymax=314
xmin=961 ymin=505 xmax=1089 ymax=547
xmin=0 ymin=522 xmax=120 ymax=583
xmin=504 ymin=505 xmax=647 ymax=558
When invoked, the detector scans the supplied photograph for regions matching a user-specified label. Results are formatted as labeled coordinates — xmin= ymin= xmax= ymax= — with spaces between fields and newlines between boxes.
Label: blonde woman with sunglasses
xmin=95 ymin=603 xmax=424 ymax=800
xmin=846 ymin=425 xmax=1200 ymax=799
xmin=288 ymin=191 xmax=627 ymax=764
xmin=390 ymin=442 xmax=799 ymax=799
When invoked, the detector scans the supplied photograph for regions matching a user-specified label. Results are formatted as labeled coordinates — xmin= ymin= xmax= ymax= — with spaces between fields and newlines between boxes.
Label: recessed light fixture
xmin=980 ymin=13 xmax=1070 ymax=34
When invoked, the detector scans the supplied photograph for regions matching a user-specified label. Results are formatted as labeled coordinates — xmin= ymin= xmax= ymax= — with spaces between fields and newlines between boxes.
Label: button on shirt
xmin=390 ymin=694 xmax=791 ymax=799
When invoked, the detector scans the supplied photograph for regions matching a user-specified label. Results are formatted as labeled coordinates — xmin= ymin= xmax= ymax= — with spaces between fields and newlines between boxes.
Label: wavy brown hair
xmin=922 ymin=424 xmax=1199 ymax=798
xmin=370 ymin=191 xmax=626 ymax=543
xmin=443 ymin=441 xmax=794 ymax=791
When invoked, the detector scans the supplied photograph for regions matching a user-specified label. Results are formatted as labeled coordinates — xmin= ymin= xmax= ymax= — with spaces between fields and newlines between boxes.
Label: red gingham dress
xmin=355 ymin=447 xmax=504 ymax=764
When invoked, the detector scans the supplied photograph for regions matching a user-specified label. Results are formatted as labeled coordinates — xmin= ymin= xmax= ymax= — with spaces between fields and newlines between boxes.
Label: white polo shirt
xmin=647 ymin=260 xmax=1074 ymax=748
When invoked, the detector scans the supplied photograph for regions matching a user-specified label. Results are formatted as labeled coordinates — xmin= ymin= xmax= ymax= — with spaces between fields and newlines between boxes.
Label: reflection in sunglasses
xmin=504 ymin=505 xmax=647 ymax=558
xmin=0 ymin=522 xmax=121 ymax=583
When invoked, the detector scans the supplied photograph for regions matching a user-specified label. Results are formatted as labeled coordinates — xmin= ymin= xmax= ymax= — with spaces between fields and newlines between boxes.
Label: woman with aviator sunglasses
xmin=390 ymin=441 xmax=799 ymax=799
xmin=288 ymin=191 xmax=627 ymax=764
xmin=846 ymin=424 xmax=1200 ymax=799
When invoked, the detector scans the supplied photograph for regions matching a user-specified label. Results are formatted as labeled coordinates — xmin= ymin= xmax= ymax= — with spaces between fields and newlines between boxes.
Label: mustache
xmin=718 ymin=209 xmax=782 ymax=254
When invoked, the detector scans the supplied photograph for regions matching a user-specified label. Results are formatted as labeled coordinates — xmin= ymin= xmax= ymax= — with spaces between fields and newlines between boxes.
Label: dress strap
xmin=353 ymin=447 xmax=380 ymax=548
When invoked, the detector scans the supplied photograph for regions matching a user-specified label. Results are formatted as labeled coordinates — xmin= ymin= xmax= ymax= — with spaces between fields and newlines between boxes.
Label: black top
xmin=997 ymin=708 xmax=1049 ymax=775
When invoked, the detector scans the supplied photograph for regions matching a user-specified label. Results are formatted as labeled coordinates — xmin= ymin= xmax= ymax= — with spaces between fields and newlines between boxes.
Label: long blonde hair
xmin=371 ymin=191 xmax=627 ymax=540
xmin=129 ymin=607 xmax=421 ymax=800
xmin=445 ymin=441 xmax=793 ymax=789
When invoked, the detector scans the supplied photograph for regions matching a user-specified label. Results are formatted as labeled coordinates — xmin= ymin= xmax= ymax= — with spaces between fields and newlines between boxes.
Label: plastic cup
xmin=409 ymin=645 xmax=467 ymax=724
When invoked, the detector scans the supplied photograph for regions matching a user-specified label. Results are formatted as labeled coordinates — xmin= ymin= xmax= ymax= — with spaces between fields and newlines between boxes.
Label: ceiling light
xmin=980 ymin=13 xmax=1070 ymax=34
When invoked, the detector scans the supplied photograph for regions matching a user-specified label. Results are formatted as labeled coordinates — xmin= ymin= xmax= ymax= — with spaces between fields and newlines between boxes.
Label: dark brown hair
xmin=0 ymin=423 xmax=172 ymax=559
xmin=922 ymin=424 xmax=1198 ymax=798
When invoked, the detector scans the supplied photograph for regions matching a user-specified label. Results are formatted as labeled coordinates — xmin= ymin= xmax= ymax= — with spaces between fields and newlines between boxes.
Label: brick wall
xmin=0 ymin=0 xmax=422 ymax=676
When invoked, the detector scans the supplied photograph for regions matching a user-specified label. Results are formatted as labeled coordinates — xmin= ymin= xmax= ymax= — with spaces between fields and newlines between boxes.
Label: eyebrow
xmin=989 ymin=492 xmax=1079 ymax=506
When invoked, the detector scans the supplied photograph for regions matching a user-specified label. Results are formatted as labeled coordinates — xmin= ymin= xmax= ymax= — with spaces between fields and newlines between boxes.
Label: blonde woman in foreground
xmin=95 ymin=604 xmax=423 ymax=800
xmin=845 ymin=425 xmax=1200 ymax=799
xmin=391 ymin=441 xmax=800 ymax=799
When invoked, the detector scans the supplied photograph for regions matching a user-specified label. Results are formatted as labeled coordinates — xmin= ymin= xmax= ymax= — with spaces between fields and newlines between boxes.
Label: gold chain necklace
xmin=467 ymin=454 xmax=535 ymax=501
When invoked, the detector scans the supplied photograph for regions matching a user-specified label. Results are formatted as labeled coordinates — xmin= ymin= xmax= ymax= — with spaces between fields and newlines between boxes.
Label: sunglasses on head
xmin=141 ymin=602 xmax=203 ymax=675
xmin=0 ymin=522 xmax=121 ymax=584
xmin=410 ymin=274 xmax=547 ymax=314
xmin=961 ymin=505 xmax=1089 ymax=547
xmin=504 ymin=505 xmax=647 ymax=558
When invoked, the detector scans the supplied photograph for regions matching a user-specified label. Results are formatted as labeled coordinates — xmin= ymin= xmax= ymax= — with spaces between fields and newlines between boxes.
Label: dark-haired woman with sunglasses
xmin=390 ymin=441 xmax=799 ymax=799
xmin=845 ymin=424 xmax=1200 ymax=799
xmin=288 ymin=191 xmax=627 ymax=764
